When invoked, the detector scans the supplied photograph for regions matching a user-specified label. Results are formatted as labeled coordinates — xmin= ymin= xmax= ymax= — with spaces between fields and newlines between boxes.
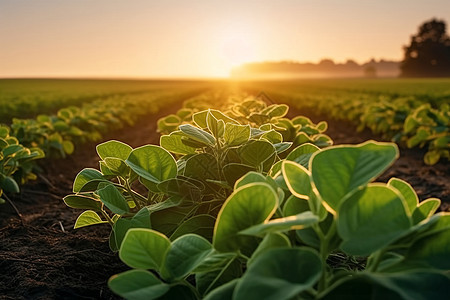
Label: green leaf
xmin=162 ymin=234 xmax=213 ymax=280
xmin=203 ymin=279 xmax=239 ymax=300
xmin=62 ymin=140 xmax=74 ymax=155
xmin=207 ymin=110 xmax=225 ymax=138
xmin=239 ymin=211 xmax=318 ymax=237
xmin=109 ymin=269 xmax=170 ymax=300
xmin=266 ymin=104 xmax=289 ymax=119
xmin=234 ymin=171 xmax=266 ymax=190
xmin=196 ymin=258 xmax=241 ymax=296
xmin=388 ymin=177 xmax=418 ymax=215
xmin=184 ymin=153 xmax=219 ymax=182
xmin=179 ymin=124 xmax=215 ymax=145
xmin=412 ymin=198 xmax=441 ymax=224
xmin=119 ymin=228 xmax=171 ymax=270
xmin=247 ymin=233 xmax=291 ymax=266
xmin=160 ymin=131 xmax=198 ymax=155
xmin=73 ymin=168 xmax=104 ymax=193
xmin=261 ymin=130 xmax=283 ymax=144
xmin=286 ymin=143 xmax=321 ymax=168
xmin=234 ymin=248 xmax=322 ymax=300
xmin=321 ymin=270 xmax=450 ymax=300
xmin=338 ymin=184 xmax=411 ymax=256
xmin=282 ymin=161 xmax=312 ymax=200
xmin=223 ymin=163 xmax=255 ymax=186
xmin=406 ymin=213 xmax=450 ymax=269
xmin=239 ymin=140 xmax=276 ymax=168
xmin=104 ymin=157 xmax=129 ymax=176
xmin=213 ymin=183 xmax=278 ymax=253
xmin=224 ymin=123 xmax=250 ymax=147
xmin=112 ymin=207 xmax=152 ymax=250
xmin=424 ymin=150 xmax=441 ymax=165
xmin=97 ymin=184 xmax=129 ymax=215
xmin=63 ymin=194 xmax=102 ymax=211
xmin=126 ymin=145 xmax=177 ymax=187
xmin=74 ymin=210 xmax=107 ymax=229
xmin=1 ymin=176 xmax=20 ymax=193
xmin=170 ymin=214 xmax=216 ymax=241
xmin=194 ymin=109 xmax=238 ymax=129
xmin=311 ymin=141 xmax=398 ymax=212
xmin=97 ymin=140 xmax=133 ymax=160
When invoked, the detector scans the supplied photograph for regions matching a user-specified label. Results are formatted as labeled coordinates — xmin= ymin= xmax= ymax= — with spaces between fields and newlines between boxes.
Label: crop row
xmin=64 ymin=94 xmax=449 ymax=299
xmin=243 ymin=82 xmax=449 ymax=165
xmin=0 ymin=79 xmax=208 ymax=122
xmin=0 ymin=87 xmax=206 ymax=207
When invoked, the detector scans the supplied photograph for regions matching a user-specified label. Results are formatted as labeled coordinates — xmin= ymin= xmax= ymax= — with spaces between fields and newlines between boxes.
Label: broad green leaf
xmin=170 ymin=214 xmax=216 ymax=241
xmin=321 ymin=270 xmax=450 ymax=300
xmin=224 ymin=123 xmax=250 ymax=147
xmin=412 ymin=198 xmax=441 ymax=224
xmin=97 ymin=184 xmax=129 ymax=215
xmin=213 ymin=183 xmax=278 ymax=253
xmin=311 ymin=141 xmax=398 ymax=212
xmin=184 ymin=153 xmax=219 ymax=181
xmin=193 ymin=109 xmax=238 ymax=129
xmin=282 ymin=161 xmax=312 ymax=200
xmin=338 ymin=184 xmax=411 ymax=256
xmin=73 ymin=168 xmax=104 ymax=193
xmin=109 ymin=269 xmax=170 ymax=300
xmin=62 ymin=140 xmax=74 ymax=155
xmin=1 ymin=176 xmax=20 ymax=193
xmin=112 ymin=207 xmax=152 ymax=250
xmin=160 ymin=131 xmax=198 ymax=155
xmin=2 ymin=144 xmax=23 ymax=156
xmin=223 ymin=163 xmax=255 ymax=186
xmin=388 ymin=177 xmax=418 ymax=215
xmin=239 ymin=140 xmax=275 ymax=168
xmin=240 ymin=212 xmax=318 ymax=237
xmin=74 ymin=210 xmax=107 ymax=229
xmin=119 ymin=228 xmax=171 ymax=270
xmin=196 ymin=258 xmax=241 ymax=296
xmin=63 ymin=194 xmax=102 ymax=211
xmin=286 ymin=143 xmax=321 ymax=169
xmin=266 ymin=104 xmax=289 ymax=119
xmin=193 ymin=252 xmax=236 ymax=273
xmin=261 ymin=130 xmax=283 ymax=143
xmin=406 ymin=214 xmax=450 ymax=269
xmin=162 ymin=234 xmax=213 ymax=280
xmin=247 ymin=233 xmax=291 ymax=266
xmin=104 ymin=157 xmax=129 ymax=176
xmin=179 ymin=124 xmax=215 ymax=145
xmin=126 ymin=145 xmax=177 ymax=186
xmin=207 ymin=110 xmax=225 ymax=138
xmin=150 ymin=203 xmax=196 ymax=237
xmin=234 ymin=171 xmax=266 ymax=190
xmin=97 ymin=140 xmax=133 ymax=160
xmin=234 ymin=248 xmax=322 ymax=300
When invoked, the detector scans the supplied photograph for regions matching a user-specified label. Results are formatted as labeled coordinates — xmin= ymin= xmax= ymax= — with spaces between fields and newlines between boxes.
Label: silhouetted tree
xmin=400 ymin=19 xmax=450 ymax=77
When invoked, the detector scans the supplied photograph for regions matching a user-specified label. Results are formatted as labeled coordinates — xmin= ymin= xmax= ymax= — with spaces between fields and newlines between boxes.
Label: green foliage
xmin=253 ymin=80 xmax=449 ymax=165
xmin=0 ymin=125 xmax=44 ymax=203
xmin=106 ymin=140 xmax=448 ymax=299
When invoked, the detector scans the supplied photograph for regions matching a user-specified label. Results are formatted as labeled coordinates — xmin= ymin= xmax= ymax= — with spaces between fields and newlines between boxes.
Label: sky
xmin=1 ymin=0 xmax=449 ymax=78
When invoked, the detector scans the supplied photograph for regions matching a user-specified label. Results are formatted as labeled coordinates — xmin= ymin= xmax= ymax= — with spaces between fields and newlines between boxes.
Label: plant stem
xmin=3 ymin=193 xmax=23 ymax=224
xmin=204 ymin=255 xmax=237 ymax=295
xmin=181 ymin=279 xmax=201 ymax=300
xmin=367 ymin=250 xmax=383 ymax=272
xmin=101 ymin=210 xmax=114 ymax=227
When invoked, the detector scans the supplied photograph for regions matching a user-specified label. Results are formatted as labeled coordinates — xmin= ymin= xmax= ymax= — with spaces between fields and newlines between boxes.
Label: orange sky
xmin=1 ymin=0 xmax=449 ymax=78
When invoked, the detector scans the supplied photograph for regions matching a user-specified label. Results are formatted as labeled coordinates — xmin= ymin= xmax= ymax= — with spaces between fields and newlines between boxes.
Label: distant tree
xmin=400 ymin=19 xmax=450 ymax=77
xmin=364 ymin=65 xmax=377 ymax=78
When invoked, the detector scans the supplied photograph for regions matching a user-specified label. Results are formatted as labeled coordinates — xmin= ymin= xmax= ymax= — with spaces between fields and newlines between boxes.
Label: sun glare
xmin=218 ymin=26 xmax=257 ymax=73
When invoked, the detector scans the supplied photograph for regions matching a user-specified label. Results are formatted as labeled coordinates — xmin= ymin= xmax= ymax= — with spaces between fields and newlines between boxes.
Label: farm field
xmin=0 ymin=78 xmax=449 ymax=299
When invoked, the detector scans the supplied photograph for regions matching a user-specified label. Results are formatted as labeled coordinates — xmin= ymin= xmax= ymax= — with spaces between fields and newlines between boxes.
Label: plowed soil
xmin=1 ymin=100 xmax=448 ymax=299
